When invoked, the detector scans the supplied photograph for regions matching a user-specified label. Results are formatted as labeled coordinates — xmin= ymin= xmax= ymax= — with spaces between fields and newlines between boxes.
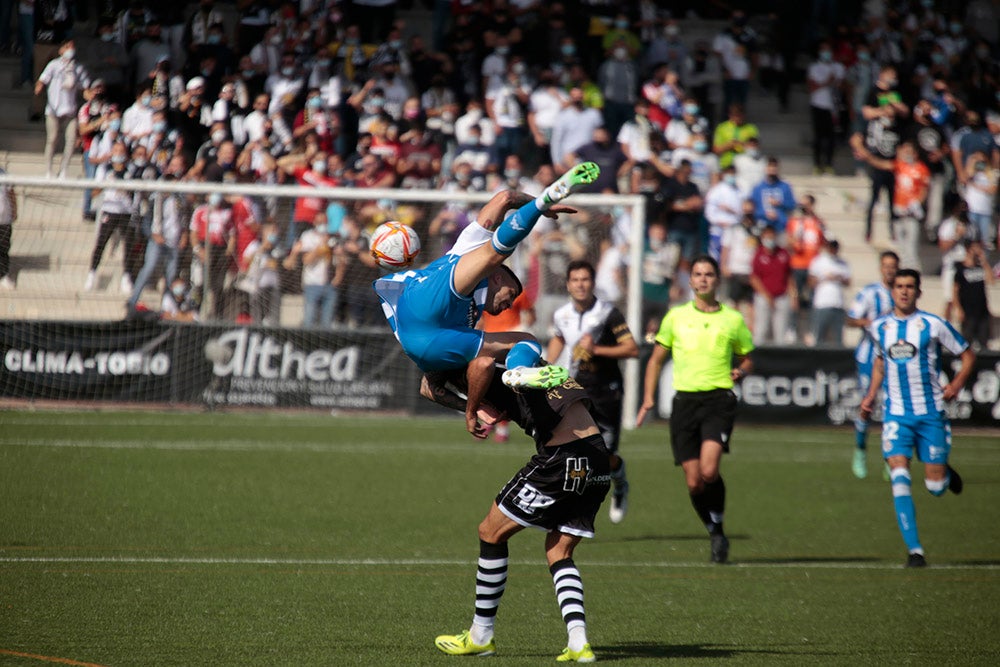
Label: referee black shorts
xmin=669 ymin=388 xmax=738 ymax=465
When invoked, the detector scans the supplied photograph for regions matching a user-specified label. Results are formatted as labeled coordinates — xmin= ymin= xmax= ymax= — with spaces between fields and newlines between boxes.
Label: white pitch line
xmin=0 ymin=556 xmax=997 ymax=571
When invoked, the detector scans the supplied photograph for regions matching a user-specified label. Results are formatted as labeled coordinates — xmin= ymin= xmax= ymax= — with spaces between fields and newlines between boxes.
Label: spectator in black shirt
xmin=953 ymin=239 xmax=994 ymax=351
xmin=569 ymin=127 xmax=628 ymax=194
xmin=662 ymin=160 xmax=704 ymax=269
xmin=907 ymin=98 xmax=950 ymax=241
xmin=853 ymin=65 xmax=909 ymax=242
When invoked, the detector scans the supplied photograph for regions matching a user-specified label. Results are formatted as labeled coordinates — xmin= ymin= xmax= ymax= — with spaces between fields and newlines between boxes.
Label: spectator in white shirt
xmin=35 ymin=39 xmax=89 ymax=179
xmin=454 ymin=99 xmax=496 ymax=147
xmin=481 ymin=36 xmax=509 ymax=97
xmin=807 ymin=42 xmax=845 ymax=174
xmin=527 ymin=69 xmax=568 ymax=160
xmin=733 ymin=135 xmax=766 ymax=196
xmin=807 ymin=238 xmax=851 ymax=346
xmin=121 ymin=83 xmax=156 ymax=144
xmin=617 ymin=98 xmax=654 ymax=165
xmin=704 ymin=165 xmax=745 ymax=261
xmin=550 ymin=87 xmax=604 ymax=172
xmin=720 ymin=199 xmax=760 ymax=324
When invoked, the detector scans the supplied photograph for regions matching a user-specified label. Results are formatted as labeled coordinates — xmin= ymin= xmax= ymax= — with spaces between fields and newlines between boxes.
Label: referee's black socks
xmin=690 ymin=476 xmax=726 ymax=535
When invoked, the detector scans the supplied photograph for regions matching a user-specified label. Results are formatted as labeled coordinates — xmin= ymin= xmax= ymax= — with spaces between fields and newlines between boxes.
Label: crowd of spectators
xmin=10 ymin=1 xmax=1000 ymax=346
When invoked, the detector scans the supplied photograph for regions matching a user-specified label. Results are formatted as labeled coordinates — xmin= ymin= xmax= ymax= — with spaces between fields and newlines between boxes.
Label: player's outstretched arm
xmin=636 ymin=344 xmax=669 ymax=427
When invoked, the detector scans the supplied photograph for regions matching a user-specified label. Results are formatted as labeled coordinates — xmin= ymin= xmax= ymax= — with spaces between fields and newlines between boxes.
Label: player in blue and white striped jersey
xmin=845 ymin=250 xmax=898 ymax=478
xmin=860 ymin=268 xmax=975 ymax=568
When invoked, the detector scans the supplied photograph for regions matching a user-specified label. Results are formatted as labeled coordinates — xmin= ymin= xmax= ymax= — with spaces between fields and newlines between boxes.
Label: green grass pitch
xmin=1 ymin=410 xmax=998 ymax=666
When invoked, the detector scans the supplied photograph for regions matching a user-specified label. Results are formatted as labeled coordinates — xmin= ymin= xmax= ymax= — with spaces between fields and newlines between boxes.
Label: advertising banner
xmin=0 ymin=322 xmax=422 ymax=411
xmin=649 ymin=346 xmax=1000 ymax=426
xmin=2 ymin=321 xmax=998 ymax=425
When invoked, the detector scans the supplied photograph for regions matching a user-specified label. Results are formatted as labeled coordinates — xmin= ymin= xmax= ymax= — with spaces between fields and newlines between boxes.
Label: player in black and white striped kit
xmin=422 ymin=356 xmax=611 ymax=663
xmin=547 ymin=260 xmax=639 ymax=524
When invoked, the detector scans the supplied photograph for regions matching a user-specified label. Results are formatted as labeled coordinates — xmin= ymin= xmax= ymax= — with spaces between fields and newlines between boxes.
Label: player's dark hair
xmin=894 ymin=268 xmax=921 ymax=290
xmin=691 ymin=254 xmax=719 ymax=275
xmin=497 ymin=264 xmax=523 ymax=296
xmin=565 ymin=259 xmax=595 ymax=281
xmin=880 ymin=250 xmax=900 ymax=263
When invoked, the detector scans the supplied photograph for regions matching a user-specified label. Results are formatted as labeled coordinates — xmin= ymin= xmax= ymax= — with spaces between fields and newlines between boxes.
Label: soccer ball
xmin=370 ymin=221 xmax=421 ymax=270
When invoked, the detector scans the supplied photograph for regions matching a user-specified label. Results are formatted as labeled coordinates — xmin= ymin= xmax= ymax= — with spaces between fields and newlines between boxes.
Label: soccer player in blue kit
xmin=859 ymin=268 xmax=975 ymax=567
xmin=374 ymin=162 xmax=600 ymax=389
xmin=846 ymin=250 xmax=898 ymax=478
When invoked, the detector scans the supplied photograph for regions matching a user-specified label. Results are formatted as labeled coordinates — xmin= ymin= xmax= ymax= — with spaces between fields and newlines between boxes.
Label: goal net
xmin=0 ymin=176 xmax=647 ymax=423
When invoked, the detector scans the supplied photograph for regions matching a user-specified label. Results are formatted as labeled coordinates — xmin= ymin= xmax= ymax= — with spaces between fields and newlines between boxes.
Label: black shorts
xmin=727 ymin=275 xmax=754 ymax=304
xmin=496 ymin=434 xmax=611 ymax=539
xmin=669 ymin=389 xmax=738 ymax=465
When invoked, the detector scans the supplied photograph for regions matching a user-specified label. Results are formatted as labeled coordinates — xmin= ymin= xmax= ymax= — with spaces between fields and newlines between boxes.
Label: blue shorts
xmin=881 ymin=413 xmax=952 ymax=465
xmin=398 ymin=326 xmax=484 ymax=372
xmin=393 ymin=260 xmax=485 ymax=372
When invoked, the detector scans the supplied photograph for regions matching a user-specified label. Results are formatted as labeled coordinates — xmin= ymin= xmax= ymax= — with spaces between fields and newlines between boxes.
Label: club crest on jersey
xmin=889 ymin=340 xmax=917 ymax=360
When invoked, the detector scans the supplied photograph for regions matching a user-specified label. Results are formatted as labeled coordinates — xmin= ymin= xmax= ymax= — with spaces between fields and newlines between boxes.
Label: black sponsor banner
xmin=0 ymin=321 xmax=422 ymax=410
xmin=175 ymin=324 xmax=422 ymax=410
xmin=0 ymin=320 xmax=177 ymax=401
xmin=648 ymin=346 xmax=1000 ymax=426
xmin=3 ymin=321 xmax=999 ymax=425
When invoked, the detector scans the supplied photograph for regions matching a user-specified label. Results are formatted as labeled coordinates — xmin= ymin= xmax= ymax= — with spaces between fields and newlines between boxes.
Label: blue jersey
xmin=848 ymin=282 xmax=893 ymax=366
xmin=868 ymin=310 xmax=968 ymax=418
xmin=373 ymin=253 xmax=490 ymax=372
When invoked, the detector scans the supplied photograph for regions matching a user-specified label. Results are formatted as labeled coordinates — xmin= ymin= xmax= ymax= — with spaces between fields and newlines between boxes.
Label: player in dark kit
xmin=548 ymin=260 xmax=639 ymax=523
xmin=422 ymin=357 xmax=611 ymax=663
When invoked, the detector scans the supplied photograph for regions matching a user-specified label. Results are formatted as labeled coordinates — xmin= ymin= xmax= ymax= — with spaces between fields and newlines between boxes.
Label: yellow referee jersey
xmin=654 ymin=302 xmax=754 ymax=392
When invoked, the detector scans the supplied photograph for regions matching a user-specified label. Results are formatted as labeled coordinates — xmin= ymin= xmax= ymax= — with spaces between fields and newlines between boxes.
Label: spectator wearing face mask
xmin=160 ymin=278 xmax=199 ymax=321
xmin=131 ymin=19 xmax=171 ymax=87
xmin=293 ymin=88 xmax=337 ymax=154
xmin=704 ymin=165 xmax=745 ymax=261
xmin=486 ymin=58 xmax=531 ymax=171
xmin=907 ymin=98 xmax=950 ymax=241
xmin=184 ymin=0 xmax=225 ymax=60
xmin=189 ymin=121 xmax=231 ymax=179
xmin=481 ymin=35 xmax=510 ymax=98
xmin=750 ymin=157 xmax=796 ymax=236
xmin=785 ymin=194 xmax=826 ymax=313
xmin=750 ymin=226 xmax=794 ymax=344
xmin=128 ymin=155 xmax=191 ymax=312
xmin=962 ymin=151 xmax=998 ymax=249
xmin=36 ymin=39 xmax=90 ymax=180
xmin=601 ymin=13 xmax=640 ymax=60
xmin=265 ymin=54 xmax=304 ymax=116
xmin=277 ymin=149 xmax=339 ymax=247
xmin=806 ymin=239 xmax=851 ymax=346
xmin=732 ymin=135 xmax=765 ymax=196
xmin=856 ymin=140 xmax=930 ymax=271
xmin=238 ymin=221 xmax=284 ymax=326
xmin=713 ymin=103 xmax=759 ymax=170
xmin=851 ymin=65 xmax=908 ymax=243
xmin=82 ymin=21 xmax=128 ymax=105
xmin=597 ymin=39 xmax=639 ymax=139
xmin=665 ymin=97 xmax=710 ymax=152
xmin=567 ymin=127 xmax=628 ymax=194
xmin=121 ymin=83 xmax=156 ymax=144
xmin=189 ymin=191 xmax=238 ymax=320
xmin=550 ymin=87 xmax=604 ymax=174
xmin=671 ymin=131 xmax=720 ymax=196
xmin=85 ymin=141 xmax=140 ymax=294
xmin=807 ymin=42 xmax=844 ymax=175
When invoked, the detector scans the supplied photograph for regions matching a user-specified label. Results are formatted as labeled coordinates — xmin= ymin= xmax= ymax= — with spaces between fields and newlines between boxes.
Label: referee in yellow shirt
xmin=637 ymin=254 xmax=754 ymax=563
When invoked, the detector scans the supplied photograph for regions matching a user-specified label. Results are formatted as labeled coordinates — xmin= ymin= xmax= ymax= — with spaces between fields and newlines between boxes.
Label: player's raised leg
xmin=490 ymin=161 xmax=600 ymax=255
